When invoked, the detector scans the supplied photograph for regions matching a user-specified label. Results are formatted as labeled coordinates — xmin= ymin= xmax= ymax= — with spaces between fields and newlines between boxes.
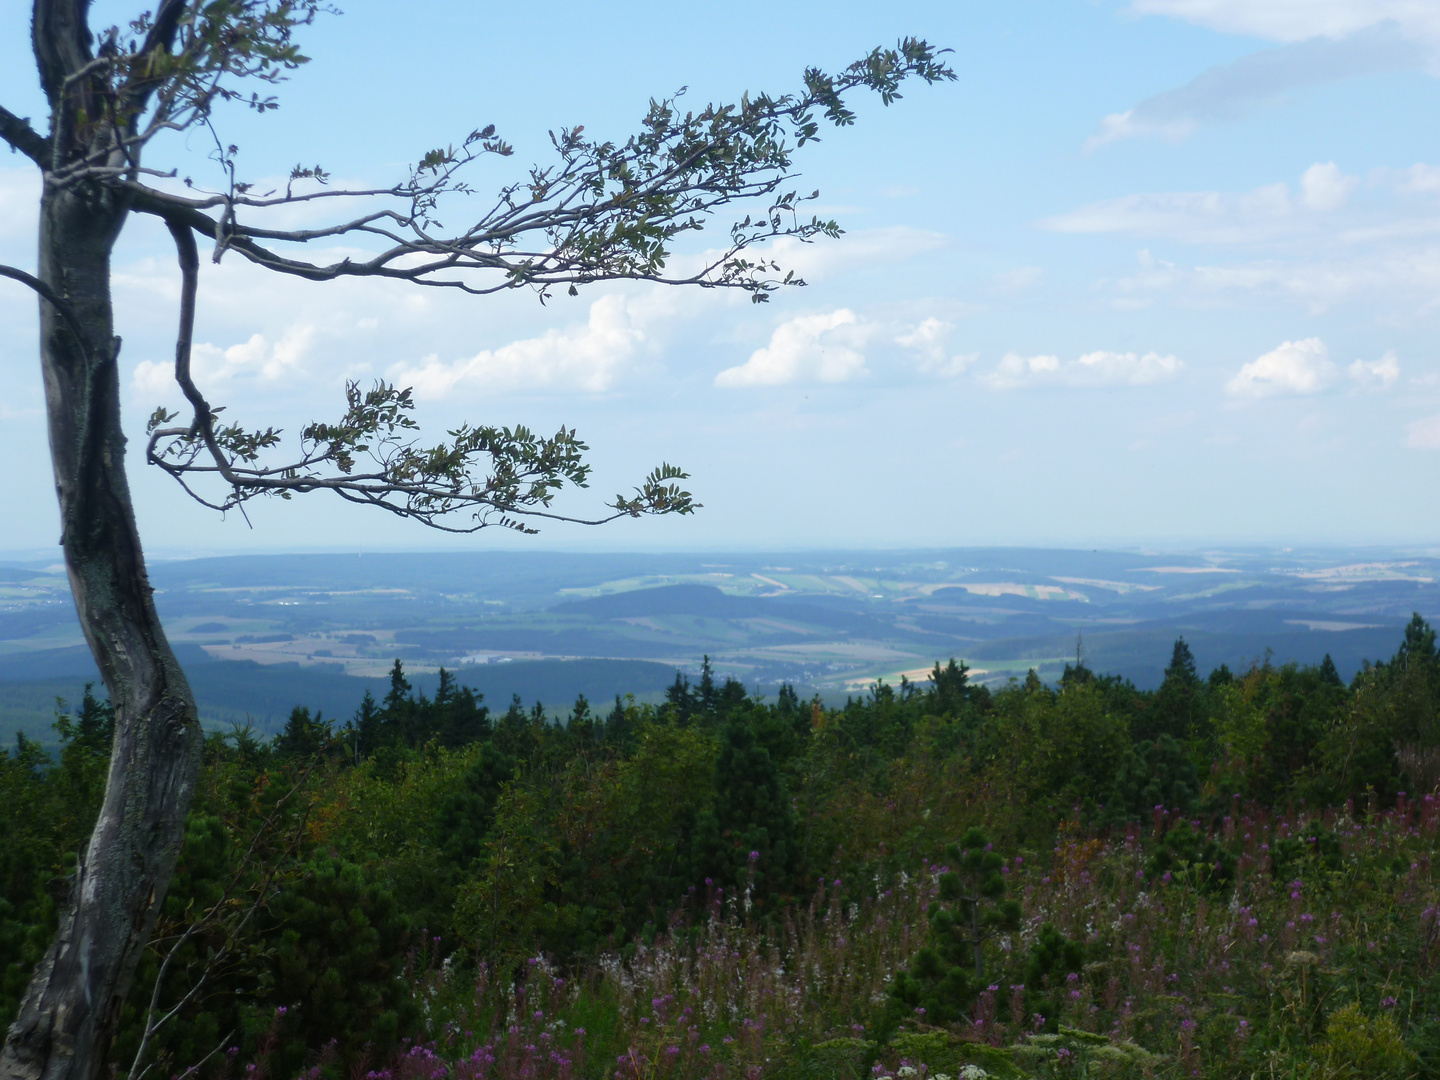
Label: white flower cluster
xmin=884 ymin=1065 xmax=987 ymax=1080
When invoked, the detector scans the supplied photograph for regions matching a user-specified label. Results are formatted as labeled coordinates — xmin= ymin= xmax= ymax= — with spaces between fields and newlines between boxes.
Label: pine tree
xmin=886 ymin=828 xmax=1020 ymax=1028
xmin=693 ymin=717 xmax=796 ymax=900
xmin=350 ymin=691 xmax=383 ymax=760
xmin=274 ymin=707 xmax=329 ymax=758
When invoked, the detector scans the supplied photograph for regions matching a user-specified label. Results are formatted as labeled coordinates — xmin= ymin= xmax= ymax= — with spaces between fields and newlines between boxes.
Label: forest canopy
xmin=3 ymin=618 xmax=1439 ymax=1079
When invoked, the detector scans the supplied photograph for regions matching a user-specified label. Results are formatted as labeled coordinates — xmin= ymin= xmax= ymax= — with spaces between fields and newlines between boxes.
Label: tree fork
xmin=1 ymin=180 xmax=203 ymax=1080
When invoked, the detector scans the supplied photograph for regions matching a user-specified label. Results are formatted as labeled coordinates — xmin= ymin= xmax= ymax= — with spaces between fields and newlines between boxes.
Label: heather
xmin=4 ymin=620 xmax=1440 ymax=1079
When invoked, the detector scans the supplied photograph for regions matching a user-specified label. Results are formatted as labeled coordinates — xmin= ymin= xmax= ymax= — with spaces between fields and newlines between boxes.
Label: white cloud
xmin=1409 ymin=414 xmax=1440 ymax=448
xmin=1087 ymin=23 xmax=1426 ymax=149
xmin=1072 ymin=350 xmax=1187 ymax=386
xmin=1393 ymin=163 xmax=1440 ymax=193
xmin=979 ymin=353 xmax=1061 ymax=390
xmin=1086 ymin=108 xmax=1196 ymax=150
xmin=1348 ymin=350 xmax=1401 ymax=390
xmin=133 ymin=325 xmax=315 ymax=397
xmin=388 ymin=294 xmax=643 ymax=398
xmin=715 ymin=309 xmax=868 ymax=388
xmin=1225 ymin=338 xmax=1336 ymax=397
xmin=895 ymin=318 xmax=976 ymax=377
xmin=1300 ymin=162 xmax=1359 ymax=211
xmin=1130 ymin=1 xmax=1440 ymax=43
xmin=1044 ymin=183 xmax=1291 ymax=244
xmin=1045 ymin=165 xmax=1358 ymax=244
xmin=978 ymin=349 xmax=1184 ymax=390
xmin=994 ymin=266 xmax=1045 ymax=289
xmin=1113 ymin=246 xmax=1440 ymax=312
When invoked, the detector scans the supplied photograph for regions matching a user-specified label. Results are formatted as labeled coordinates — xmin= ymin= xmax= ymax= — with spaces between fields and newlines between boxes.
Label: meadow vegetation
xmin=4 ymin=620 xmax=1440 ymax=1079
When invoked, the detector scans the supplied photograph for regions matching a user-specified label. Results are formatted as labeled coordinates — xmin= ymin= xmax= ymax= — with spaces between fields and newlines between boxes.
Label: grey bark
xmin=0 ymin=8 xmax=204 ymax=1078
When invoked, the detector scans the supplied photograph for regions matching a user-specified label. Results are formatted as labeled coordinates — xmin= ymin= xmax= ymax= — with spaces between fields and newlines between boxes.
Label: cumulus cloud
xmin=1225 ymin=337 xmax=1336 ymax=397
xmin=388 ymin=294 xmax=644 ymax=399
xmin=1072 ymin=350 xmax=1186 ymax=386
xmin=1044 ymin=164 xmax=1358 ymax=244
xmin=715 ymin=309 xmax=868 ymax=388
xmin=1086 ymin=23 xmax=1426 ymax=150
xmin=1409 ymin=414 xmax=1440 ymax=448
xmin=979 ymin=353 xmax=1061 ymax=390
xmin=1300 ymin=162 xmax=1359 ymax=210
xmin=978 ymin=349 xmax=1184 ymax=390
xmin=1348 ymin=350 xmax=1400 ymax=390
xmin=133 ymin=325 xmax=315 ymax=397
xmin=895 ymin=318 xmax=976 ymax=377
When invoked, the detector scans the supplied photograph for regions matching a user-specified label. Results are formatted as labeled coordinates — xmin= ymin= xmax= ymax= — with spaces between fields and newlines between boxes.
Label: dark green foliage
xmin=273 ymin=705 xmax=330 ymax=757
xmin=1270 ymin=823 xmax=1345 ymax=882
xmin=928 ymin=658 xmax=989 ymax=717
xmin=1138 ymin=636 xmax=1200 ymax=742
xmin=886 ymin=829 xmax=1020 ymax=1030
xmin=1023 ymin=923 xmax=1084 ymax=1030
xmin=7 ymin=623 xmax=1440 ymax=1074
xmin=0 ymin=688 xmax=115 ymax=1029
xmin=1106 ymin=733 xmax=1199 ymax=822
xmin=436 ymin=743 xmax=515 ymax=867
xmin=265 ymin=858 xmax=415 ymax=1071
xmin=692 ymin=717 xmax=796 ymax=900
xmin=1147 ymin=820 xmax=1236 ymax=895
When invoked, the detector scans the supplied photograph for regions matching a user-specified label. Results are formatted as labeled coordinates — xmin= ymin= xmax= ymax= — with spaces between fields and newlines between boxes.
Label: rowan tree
xmin=0 ymin=4 xmax=952 ymax=1078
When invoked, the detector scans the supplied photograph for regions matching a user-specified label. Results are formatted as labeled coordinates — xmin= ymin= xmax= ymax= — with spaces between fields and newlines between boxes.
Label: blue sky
xmin=3 ymin=0 xmax=1440 ymax=554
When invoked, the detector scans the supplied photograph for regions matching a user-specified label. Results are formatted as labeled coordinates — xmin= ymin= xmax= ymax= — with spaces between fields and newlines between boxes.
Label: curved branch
xmin=0 ymin=263 xmax=92 ymax=364
xmin=120 ymin=41 xmax=954 ymax=303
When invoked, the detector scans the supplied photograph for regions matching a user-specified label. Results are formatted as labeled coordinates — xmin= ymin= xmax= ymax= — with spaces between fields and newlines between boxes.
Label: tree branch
xmin=121 ymin=40 xmax=954 ymax=302
xmin=0 ymin=104 xmax=46 ymax=164
xmin=146 ymin=218 xmax=697 ymax=532
xmin=0 ymin=263 xmax=92 ymax=363
xmin=31 ymin=0 xmax=94 ymax=106
xmin=128 ymin=38 xmax=951 ymax=532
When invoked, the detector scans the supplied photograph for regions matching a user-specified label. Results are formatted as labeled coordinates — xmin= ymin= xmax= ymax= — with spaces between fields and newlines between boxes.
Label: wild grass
xmin=232 ymin=793 xmax=1440 ymax=1080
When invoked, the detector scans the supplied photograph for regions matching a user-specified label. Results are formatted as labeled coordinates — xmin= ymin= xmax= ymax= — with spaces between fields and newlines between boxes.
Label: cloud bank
xmin=1043 ymin=163 xmax=1360 ymax=243
xmin=979 ymin=350 xmax=1184 ymax=390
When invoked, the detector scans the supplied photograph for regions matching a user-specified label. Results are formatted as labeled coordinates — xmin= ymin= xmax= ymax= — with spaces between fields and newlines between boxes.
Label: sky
xmin=3 ymin=0 xmax=1440 ymax=555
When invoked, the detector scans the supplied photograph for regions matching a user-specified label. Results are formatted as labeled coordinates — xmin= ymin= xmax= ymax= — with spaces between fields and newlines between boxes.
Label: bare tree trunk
xmin=0 ymin=177 xmax=204 ymax=1080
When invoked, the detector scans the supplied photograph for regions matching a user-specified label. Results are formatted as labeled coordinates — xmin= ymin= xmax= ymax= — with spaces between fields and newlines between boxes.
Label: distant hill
xmin=552 ymin=583 xmax=760 ymax=619
xmin=0 ymin=655 xmax=683 ymax=744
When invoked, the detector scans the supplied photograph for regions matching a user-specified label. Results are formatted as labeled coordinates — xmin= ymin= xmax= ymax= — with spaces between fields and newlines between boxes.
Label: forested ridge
xmin=4 ymin=618 xmax=1440 ymax=1079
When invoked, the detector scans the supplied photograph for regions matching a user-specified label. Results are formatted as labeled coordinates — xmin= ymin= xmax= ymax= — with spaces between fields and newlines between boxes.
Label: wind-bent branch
xmin=128 ymin=41 xmax=951 ymax=529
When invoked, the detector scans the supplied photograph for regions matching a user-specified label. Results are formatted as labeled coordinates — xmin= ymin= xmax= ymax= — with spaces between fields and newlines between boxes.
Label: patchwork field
xmin=1 ymin=547 xmax=1436 ymax=737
